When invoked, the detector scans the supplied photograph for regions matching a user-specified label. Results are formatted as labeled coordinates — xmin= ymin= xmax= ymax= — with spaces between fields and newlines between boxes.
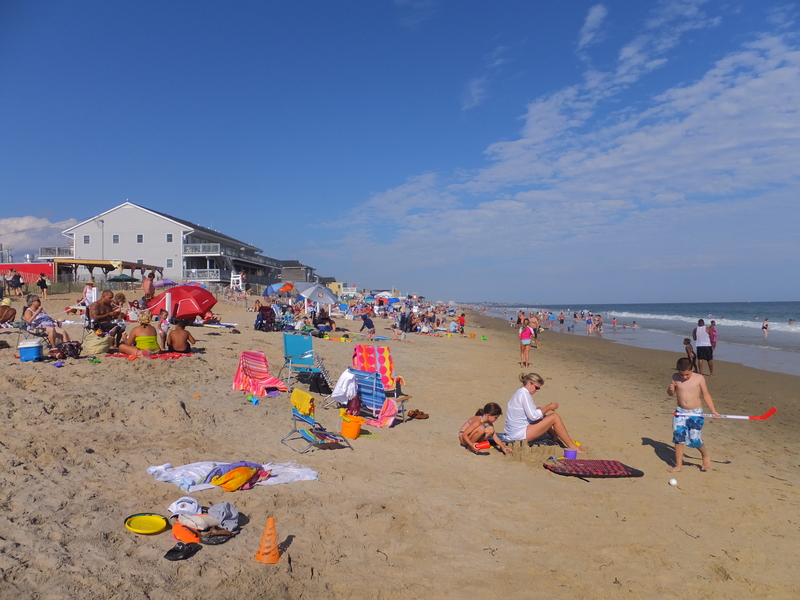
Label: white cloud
xmin=461 ymin=46 xmax=509 ymax=110
xmin=577 ymin=5 xmax=608 ymax=52
xmin=316 ymin=8 xmax=800 ymax=301
xmin=0 ymin=216 xmax=77 ymax=261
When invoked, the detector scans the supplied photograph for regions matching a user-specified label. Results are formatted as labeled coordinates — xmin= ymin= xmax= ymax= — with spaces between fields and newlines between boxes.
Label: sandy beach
xmin=2 ymin=294 xmax=799 ymax=599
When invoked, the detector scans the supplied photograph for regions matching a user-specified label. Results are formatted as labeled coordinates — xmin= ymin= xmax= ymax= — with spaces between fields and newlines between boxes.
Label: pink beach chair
xmin=233 ymin=351 xmax=288 ymax=396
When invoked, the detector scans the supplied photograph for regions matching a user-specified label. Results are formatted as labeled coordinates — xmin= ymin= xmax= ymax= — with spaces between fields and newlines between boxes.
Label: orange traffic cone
xmin=254 ymin=517 xmax=280 ymax=564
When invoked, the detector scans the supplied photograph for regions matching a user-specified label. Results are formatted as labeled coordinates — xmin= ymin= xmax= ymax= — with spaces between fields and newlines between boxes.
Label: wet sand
xmin=1 ymin=296 xmax=798 ymax=599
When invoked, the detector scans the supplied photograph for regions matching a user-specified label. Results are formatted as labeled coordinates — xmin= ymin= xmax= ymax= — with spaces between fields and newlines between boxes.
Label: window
xmin=166 ymin=259 xmax=173 ymax=268
xmin=136 ymin=234 xmax=143 ymax=244
xmin=112 ymin=235 xmax=119 ymax=244
xmin=166 ymin=233 xmax=173 ymax=243
xmin=137 ymin=259 xmax=143 ymax=264
xmin=83 ymin=235 xmax=90 ymax=244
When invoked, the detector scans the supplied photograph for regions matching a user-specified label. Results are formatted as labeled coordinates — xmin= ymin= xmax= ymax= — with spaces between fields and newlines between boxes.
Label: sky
xmin=1 ymin=0 xmax=799 ymax=304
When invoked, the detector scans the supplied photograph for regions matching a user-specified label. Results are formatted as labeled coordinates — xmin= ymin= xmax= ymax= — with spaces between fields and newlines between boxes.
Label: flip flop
xmin=164 ymin=542 xmax=202 ymax=561
xmin=414 ymin=411 xmax=430 ymax=419
xmin=201 ymin=527 xmax=238 ymax=545
xmin=407 ymin=409 xmax=420 ymax=418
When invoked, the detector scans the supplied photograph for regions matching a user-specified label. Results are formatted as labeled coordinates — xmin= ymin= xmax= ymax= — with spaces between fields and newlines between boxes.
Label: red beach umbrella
xmin=147 ymin=285 xmax=217 ymax=321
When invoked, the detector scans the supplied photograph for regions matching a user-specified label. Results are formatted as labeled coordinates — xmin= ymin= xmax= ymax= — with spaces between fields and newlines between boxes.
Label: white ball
xmin=669 ymin=478 xmax=678 ymax=486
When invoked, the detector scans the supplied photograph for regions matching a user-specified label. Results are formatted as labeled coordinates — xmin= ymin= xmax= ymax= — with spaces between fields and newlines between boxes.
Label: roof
xmin=53 ymin=258 xmax=164 ymax=273
xmin=62 ymin=202 xmax=262 ymax=252
xmin=279 ymin=259 xmax=313 ymax=268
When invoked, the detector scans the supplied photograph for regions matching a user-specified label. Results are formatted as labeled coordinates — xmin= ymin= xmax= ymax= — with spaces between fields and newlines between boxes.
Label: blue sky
xmin=1 ymin=1 xmax=798 ymax=303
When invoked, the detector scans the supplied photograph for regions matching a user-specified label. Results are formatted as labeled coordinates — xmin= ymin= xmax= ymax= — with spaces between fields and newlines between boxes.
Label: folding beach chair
xmin=351 ymin=345 xmax=412 ymax=420
xmin=12 ymin=320 xmax=52 ymax=350
xmin=232 ymin=351 xmax=288 ymax=396
xmin=279 ymin=333 xmax=321 ymax=388
xmin=350 ymin=368 xmax=409 ymax=424
xmin=281 ymin=388 xmax=352 ymax=454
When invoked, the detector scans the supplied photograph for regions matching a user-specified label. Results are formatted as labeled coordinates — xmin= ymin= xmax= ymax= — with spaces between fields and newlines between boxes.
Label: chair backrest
xmin=349 ymin=368 xmax=385 ymax=416
xmin=283 ymin=333 xmax=315 ymax=369
xmin=290 ymin=388 xmax=316 ymax=421
xmin=352 ymin=345 xmax=397 ymax=390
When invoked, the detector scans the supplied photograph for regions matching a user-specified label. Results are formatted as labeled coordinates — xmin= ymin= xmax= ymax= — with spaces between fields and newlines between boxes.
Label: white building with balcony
xmin=49 ymin=202 xmax=282 ymax=285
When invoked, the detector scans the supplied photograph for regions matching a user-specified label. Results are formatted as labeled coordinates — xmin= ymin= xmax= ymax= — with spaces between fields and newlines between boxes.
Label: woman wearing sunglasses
xmin=504 ymin=373 xmax=585 ymax=453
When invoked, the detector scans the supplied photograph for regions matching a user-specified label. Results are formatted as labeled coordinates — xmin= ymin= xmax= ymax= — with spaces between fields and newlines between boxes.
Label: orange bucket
xmin=341 ymin=416 xmax=365 ymax=439
xmin=470 ymin=333 xmax=476 ymax=339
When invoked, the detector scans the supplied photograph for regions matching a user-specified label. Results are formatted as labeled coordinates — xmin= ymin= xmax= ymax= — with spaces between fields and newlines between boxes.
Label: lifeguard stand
xmin=230 ymin=273 xmax=244 ymax=292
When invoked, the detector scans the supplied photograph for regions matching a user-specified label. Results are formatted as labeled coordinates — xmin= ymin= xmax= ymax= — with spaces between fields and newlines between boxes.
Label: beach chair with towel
xmin=351 ymin=345 xmax=412 ymax=421
xmin=349 ymin=368 xmax=406 ymax=426
xmin=232 ymin=351 xmax=288 ymax=396
xmin=281 ymin=388 xmax=353 ymax=454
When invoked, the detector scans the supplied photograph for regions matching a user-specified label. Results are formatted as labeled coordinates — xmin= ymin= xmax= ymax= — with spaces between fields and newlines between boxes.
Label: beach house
xmin=41 ymin=202 xmax=288 ymax=286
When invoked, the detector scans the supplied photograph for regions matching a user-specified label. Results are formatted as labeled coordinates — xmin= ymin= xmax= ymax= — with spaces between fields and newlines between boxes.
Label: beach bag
xmin=309 ymin=372 xmax=332 ymax=395
xmin=346 ymin=394 xmax=361 ymax=416
xmin=57 ymin=341 xmax=82 ymax=358
xmin=83 ymin=333 xmax=113 ymax=355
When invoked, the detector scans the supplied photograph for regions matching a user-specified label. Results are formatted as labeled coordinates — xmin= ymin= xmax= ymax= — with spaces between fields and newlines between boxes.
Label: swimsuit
xmin=135 ymin=336 xmax=160 ymax=351
xmin=673 ymin=407 xmax=704 ymax=448
xmin=168 ymin=345 xmax=193 ymax=354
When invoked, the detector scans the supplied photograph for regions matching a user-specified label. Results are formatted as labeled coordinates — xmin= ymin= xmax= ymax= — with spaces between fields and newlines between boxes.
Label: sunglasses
xmin=529 ymin=383 xmax=542 ymax=390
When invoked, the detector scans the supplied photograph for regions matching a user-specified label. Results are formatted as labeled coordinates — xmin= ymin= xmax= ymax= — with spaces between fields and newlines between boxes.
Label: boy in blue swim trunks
xmin=667 ymin=357 xmax=720 ymax=472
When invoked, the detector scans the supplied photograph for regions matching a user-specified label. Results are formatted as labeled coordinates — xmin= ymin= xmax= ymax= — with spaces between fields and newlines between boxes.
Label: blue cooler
xmin=19 ymin=338 xmax=44 ymax=362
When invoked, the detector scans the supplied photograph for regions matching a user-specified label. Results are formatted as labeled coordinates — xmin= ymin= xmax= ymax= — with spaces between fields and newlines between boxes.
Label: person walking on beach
xmin=36 ymin=273 xmax=49 ymax=301
xmin=693 ymin=319 xmax=714 ymax=376
xmin=709 ymin=320 xmax=718 ymax=351
xmin=519 ymin=318 xmax=535 ymax=367
xmin=667 ymin=357 xmax=719 ymax=472
xmin=762 ymin=318 xmax=769 ymax=338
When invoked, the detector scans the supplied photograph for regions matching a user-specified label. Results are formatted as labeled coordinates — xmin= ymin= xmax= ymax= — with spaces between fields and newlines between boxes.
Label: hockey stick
xmin=672 ymin=407 xmax=777 ymax=420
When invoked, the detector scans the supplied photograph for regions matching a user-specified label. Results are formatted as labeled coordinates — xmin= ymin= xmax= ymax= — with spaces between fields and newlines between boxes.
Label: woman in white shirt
xmin=504 ymin=373 xmax=585 ymax=453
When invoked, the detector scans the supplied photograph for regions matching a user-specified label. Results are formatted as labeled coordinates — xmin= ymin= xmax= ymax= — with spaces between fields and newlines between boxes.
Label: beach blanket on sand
xmin=107 ymin=352 xmax=193 ymax=360
xmin=232 ymin=351 xmax=288 ymax=395
xmin=147 ymin=461 xmax=318 ymax=492
xmin=543 ymin=458 xmax=644 ymax=479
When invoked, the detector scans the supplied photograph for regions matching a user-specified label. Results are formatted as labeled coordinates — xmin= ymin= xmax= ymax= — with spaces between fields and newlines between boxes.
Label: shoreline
xmin=1 ymin=295 xmax=798 ymax=599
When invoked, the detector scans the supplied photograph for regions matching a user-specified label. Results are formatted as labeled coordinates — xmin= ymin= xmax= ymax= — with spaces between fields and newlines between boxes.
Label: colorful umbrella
xmin=153 ymin=279 xmax=177 ymax=287
xmin=264 ymin=282 xmax=294 ymax=296
xmin=147 ymin=285 xmax=217 ymax=320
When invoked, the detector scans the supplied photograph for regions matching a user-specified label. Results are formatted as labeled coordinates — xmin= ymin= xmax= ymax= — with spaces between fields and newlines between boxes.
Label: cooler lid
xmin=18 ymin=338 xmax=44 ymax=348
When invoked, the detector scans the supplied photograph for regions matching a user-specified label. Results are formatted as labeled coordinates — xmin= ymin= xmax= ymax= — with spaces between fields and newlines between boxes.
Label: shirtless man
xmin=89 ymin=290 xmax=124 ymax=346
xmin=667 ymin=357 xmax=719 ymax=472
xmin=142 ymin=272 xmax=156 ymax=298
xmin=529 ymin=313 xmax=540 ymax=347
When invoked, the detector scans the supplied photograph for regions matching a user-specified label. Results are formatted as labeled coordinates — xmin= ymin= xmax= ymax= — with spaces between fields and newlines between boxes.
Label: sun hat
xmin=1 ymin=298 xmax=10 ymax=306
xmin=167 ymin=496 xmax=201 ymax=516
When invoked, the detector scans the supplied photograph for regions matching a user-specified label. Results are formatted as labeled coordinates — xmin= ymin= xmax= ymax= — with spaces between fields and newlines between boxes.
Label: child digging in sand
xmin=667 ymin=357 xmax=720 ymax=472
xmin=458 ymin=402 xmax=512 ymax=455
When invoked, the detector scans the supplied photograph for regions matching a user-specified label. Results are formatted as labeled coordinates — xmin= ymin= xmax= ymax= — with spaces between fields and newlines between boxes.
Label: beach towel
xmin=232 ymin=351 xmax=288 ymax=395
xmin=352 ymin=344 xmax=398 ymax=390
xmin=543 ymin=458 xmax=644 ymax=479
xmin=147 ymin=460 xmax=318 ymax=492
xmin=364 ymin=397 xmax=398 ymax=428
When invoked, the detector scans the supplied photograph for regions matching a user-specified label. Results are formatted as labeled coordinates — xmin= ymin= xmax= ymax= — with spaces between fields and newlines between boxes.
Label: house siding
xmin=68 ymin=204 xmax=186 ymax=280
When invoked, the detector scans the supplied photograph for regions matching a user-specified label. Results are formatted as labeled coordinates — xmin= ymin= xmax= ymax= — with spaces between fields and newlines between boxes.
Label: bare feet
xmin=701 ymin=458 xmax=711 ymax=471
xmin=667 ymin=466 xmax=682 ymax=473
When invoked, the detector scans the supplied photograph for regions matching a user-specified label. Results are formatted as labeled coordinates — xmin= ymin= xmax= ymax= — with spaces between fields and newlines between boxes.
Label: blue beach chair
xmin=281 ymin=389 xmax=352 ymax=454
xmin=349 ymin=368 xmax=410 ymax=424
xmin=279 ymin=333 xmax=321 ymax=387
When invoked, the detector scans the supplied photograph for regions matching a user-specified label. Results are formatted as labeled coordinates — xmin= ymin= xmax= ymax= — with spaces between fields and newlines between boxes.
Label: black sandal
xmin=164 ymin=542 xmax=202 ymax=561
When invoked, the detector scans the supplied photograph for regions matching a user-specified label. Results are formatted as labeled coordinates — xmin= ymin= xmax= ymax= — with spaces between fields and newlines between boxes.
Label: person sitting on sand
xmin=683 ymin=338 xmax=698 ymax=373
xmin=118 ymin=312 xmax=160 ymax=357
xmin=201 ymin=309 xmax=220 ymax=324
xmin=0 ymin=297 xmax=16 ymax=326
xmin=166 ymin=320 xmax=196 ymax=353
xmin=458 ymin=402 xmax=512 ymax=455
xmin=504 ymin=373 xmax=585 ymax=453
xmin=23 ymin=294 xmax=71 ymax=347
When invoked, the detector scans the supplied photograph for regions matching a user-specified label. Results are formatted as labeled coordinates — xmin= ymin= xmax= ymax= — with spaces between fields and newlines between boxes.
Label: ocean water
xmin=480 ymin=301 xmax=800 ymax=377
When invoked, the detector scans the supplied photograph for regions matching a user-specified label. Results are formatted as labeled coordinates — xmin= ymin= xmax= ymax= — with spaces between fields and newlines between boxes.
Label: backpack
xmin=57 ymin=341 xmax=82 ymax=358
xmin=309 ymin=372 xmax=332 ymax=395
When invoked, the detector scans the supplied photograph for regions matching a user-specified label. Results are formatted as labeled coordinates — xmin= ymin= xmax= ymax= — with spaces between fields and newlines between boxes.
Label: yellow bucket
xmin=341 ymin=416 xmax=365 ymax=439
